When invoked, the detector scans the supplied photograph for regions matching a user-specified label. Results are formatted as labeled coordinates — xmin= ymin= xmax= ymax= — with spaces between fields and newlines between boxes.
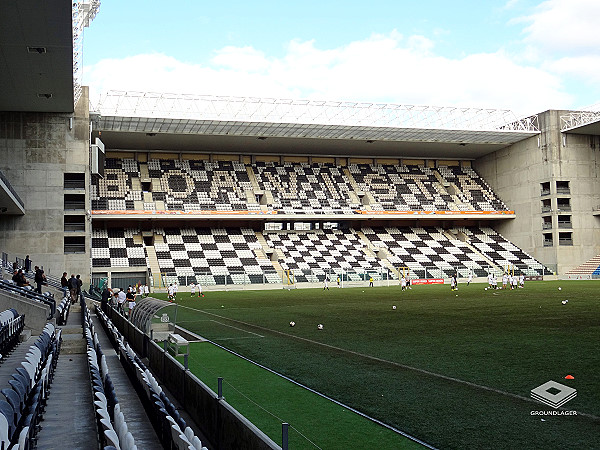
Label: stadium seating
xmin=252 ymin=161 xmax=359 ymax=214
xmin=348 ymin=164 xmax=454 ymax=211
xmin=0 ymin=280 xmax=55 ymax=318
xmin=91 ymin=158 xmax=510 ymax=213
xmin=263 ymin=228 xmax=390 ymax=282
xmin=92 ymin=228 xmax=147 ymax=268
xmin=460 ymin=227 xmax=547 ymax=275
xmin=81 ymin=300 xmax=138 ymax=450
xmin=95 ymin=306 xmax=208 ymax=450
xmin=0 ymin=309 xmax=24 ymax=362
xmin=362 ymin=226 xmax=491 ymax=278
xmin=0 ymin=322 xmax=61 ymax=449
xmin=154 ymin=227 xmax=279 ymax=285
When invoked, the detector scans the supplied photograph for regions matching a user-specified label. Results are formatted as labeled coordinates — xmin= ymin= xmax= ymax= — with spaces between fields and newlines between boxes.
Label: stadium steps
xmin=246 ymin=166 xmax=260 ymax=190
xmin=564 ymin=254 xmax=600 ymax=275
xmin=443 ymin=229 xmax=502 ymax=271
xmin=36 ymin=302 xmax=97 ymax=449
xmin=139 ymin=162 xmax=151 ymax=182
xmin=145 ymin=245 xmax=162 ymax=282
xmin=356 ymin=230 xmax=398 ymax=275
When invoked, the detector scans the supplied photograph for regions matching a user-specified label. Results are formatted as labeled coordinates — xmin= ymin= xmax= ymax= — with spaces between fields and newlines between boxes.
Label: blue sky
xmin=82 ymin=0 xmax=600 ymax=116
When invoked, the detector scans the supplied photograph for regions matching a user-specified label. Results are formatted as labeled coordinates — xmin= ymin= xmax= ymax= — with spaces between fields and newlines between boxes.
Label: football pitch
xmin=155 ymin=281 xmax=600 ymax=449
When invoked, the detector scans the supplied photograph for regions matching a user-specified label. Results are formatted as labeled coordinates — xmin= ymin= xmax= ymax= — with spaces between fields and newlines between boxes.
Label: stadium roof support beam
xmin=560 ymin=111 xmax=600 ymax=135
xmin=93 ymin=91 xmax=540 ymax=133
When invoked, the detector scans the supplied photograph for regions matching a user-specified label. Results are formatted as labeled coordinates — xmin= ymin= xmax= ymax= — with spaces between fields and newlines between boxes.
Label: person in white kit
xmin=502 ymin=273 xmax=508 ymax=289
xmin=519 ymin=273 xmax=525 ymax=288
xmin=144 ymin=284 xmax=149 ymax=297
xmin=401 ymin=276 xmax=407 ymax=291
xmin=487 ymin=273 xmax=494 ymax=289
xmin=190 ymin=282 xmax=196 ymax=297
xmin=512 ymin=274 xmax=518 ymax=290
xmin=173 ymin=282 xmax=178 ymax=300
xmin=167 ymin=283 xmax=174 ymax=301
xmin=467 ymin=272 xmax=473 ymax=286
xmin=197 ymin=282 xmax=204 ymax=298
xmin=138 ymin=284 xmax=144 ymax=297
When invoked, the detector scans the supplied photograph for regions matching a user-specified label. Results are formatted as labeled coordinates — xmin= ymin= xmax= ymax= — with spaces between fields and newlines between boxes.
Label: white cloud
xmin=518 ymin=0 xmax=600 ymax=56
xmin=84 ymin=31 xmax=572 ymax=116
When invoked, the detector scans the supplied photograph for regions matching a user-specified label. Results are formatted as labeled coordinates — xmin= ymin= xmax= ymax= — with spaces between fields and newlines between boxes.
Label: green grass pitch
xmin=154 ymin=281 xmax=600 ymax=449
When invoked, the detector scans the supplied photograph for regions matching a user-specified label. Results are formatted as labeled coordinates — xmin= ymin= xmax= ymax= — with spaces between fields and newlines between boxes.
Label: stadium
xmin=0 ymin=1 xmax=599 ymax=449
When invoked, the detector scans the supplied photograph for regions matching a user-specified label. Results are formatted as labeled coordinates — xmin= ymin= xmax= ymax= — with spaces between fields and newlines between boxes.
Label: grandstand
xmin=1 ymin=1 xmax=600 ymax=449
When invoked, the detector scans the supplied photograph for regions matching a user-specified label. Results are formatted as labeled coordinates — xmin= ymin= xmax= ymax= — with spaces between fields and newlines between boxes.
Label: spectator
xmin=117 ymin=289 xmax=126 ymax=314
xmin=24 ymin=255 xmax=31 ymax=273
xmin=11 ymin=270 xmax=19 ymax=284
xmin=68 ymin=274 xmax=78 ymax=304
xmin=16 ymin=269 xmax=29 ymax=287
xmin=60 ymin=272 xmax=69 ymax=298
xmin=144 ymin=284 xmax=149 ymax=297
xmin=76 ymin=274 xmax=83 ymax=302
xmin=34 ymin=265 xmax=45 ymax=294
xmin=126 ymin=288 xmax=136 ymax=318
xmin=101 ymin=286 xmax=113 ymax=313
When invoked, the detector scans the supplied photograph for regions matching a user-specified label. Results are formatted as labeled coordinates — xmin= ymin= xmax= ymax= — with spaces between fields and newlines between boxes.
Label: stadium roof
xmin=91 ymin=91 xmax=540 ymax=160
xmin=0 ymin=0 xmax=99 ymax=112
xmin=560 ymin=109 xmax=600 ymax=135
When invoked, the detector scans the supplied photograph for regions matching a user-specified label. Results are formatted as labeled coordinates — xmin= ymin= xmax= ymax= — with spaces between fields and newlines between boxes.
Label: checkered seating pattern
xmin=362 ymin=226 xmax=490 ymax=278
xmin=252 ymin=161 xmax=359 ymax=214
xmin=153 ymin=227 xmax=279 ymax=285
xmin=263 ymin=228 xmax=389 ymax=282
xmin=437 ymin=166 xmax=507 ymax=211
xmin=92 ymin=228 xmax=147 ymax=268
xmin=461 ymin=227 xmax=547 ymax=275
xmin=348 ymin=164 xmax=454 ymax=211
xmin=147 ymin=159 xmax=252 ymax=211
xmin=91 ymin=158 xmax=139 ymax=210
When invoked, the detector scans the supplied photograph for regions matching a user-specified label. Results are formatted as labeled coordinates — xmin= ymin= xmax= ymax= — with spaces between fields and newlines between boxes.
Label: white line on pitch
xmin=211 ymin=320 xmax=264 ymax=337
xmin=212 ymin=336 xmax=264 ymax=341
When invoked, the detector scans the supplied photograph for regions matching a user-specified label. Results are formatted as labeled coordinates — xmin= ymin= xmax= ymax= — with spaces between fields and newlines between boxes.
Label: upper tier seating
xmin=252 ymin=161 xmax=359 ymax=214
xmin=92 ymin=159 xmax=253 ymax=212
xmin=263 ymin=228 xmax=389 ymax=282
xmin=349 ymin=164 xmax=454 ymax=211
xmin=436 ymin=165 xmax=508 ymax=211
xmin=91 ymin=158 xmax=510 ymax=213
xmin=362 ymin=226 xmax=490 ymax=278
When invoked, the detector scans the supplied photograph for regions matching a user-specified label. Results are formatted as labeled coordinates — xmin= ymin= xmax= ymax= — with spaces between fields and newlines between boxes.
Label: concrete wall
xmin=475 ymin=110 xmax=600 ymax=274
xmin=0 ymin=88 xmax=91 ymax=284
xmin=0 ymin=290 xmax=51 ymax=335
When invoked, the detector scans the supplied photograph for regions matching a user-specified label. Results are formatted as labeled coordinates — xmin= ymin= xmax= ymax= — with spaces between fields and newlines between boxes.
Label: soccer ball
xmin=561 ymin=300 xmax=567 ymax=305
xmin=317 ymin=324 xmax=323 ymax=330
xmin=392 ymin=305 xmax=396 ymax=310
xmin=289 ymin=321 xmax=295 ymax=327
xmin=485 ymin=287 xmax=488 ymax=291
xmin=558 ymin=287 xmax=562 ymax=291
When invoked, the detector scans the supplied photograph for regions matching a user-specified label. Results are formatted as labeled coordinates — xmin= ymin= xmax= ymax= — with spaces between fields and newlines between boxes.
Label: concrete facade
xmin=0 ymin=88 xmax=91 ymax=284
xmin=474 ymin=110 xmax=600 ymax=274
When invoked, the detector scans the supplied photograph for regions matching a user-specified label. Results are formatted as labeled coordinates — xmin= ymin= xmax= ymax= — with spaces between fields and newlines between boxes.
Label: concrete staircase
xmin=356 ymin=230 xmax=397 ymax=275
xmin=145 ymin=245 xmax=161 ymax=286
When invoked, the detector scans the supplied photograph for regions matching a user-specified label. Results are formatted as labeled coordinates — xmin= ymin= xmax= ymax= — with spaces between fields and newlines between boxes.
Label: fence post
xmin=282 ymin=423 xmax=289 ymax=450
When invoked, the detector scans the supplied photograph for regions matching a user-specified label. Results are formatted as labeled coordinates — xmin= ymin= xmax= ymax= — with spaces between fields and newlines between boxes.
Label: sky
xmin=81 ymin=0 xmax=600 ymax=117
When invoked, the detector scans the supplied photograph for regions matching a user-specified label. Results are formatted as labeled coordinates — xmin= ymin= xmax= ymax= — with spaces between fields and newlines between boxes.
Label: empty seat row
xmin=0 ymin=322 xmax=61 ymax=450
xmin=95 ymin=307 xmax=207 ymax=450
xmin=55 ymin=297 xmax=71 ymax=326
xmin=0 ymin=310 xmax=25 ymax=362
xmin=91 ymin=158 xmax=510 ymax=213
xmin=0 ymin=281 xmax=55 ymax=319
xmin=81 ymin=302 xmax=137 ymax=450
